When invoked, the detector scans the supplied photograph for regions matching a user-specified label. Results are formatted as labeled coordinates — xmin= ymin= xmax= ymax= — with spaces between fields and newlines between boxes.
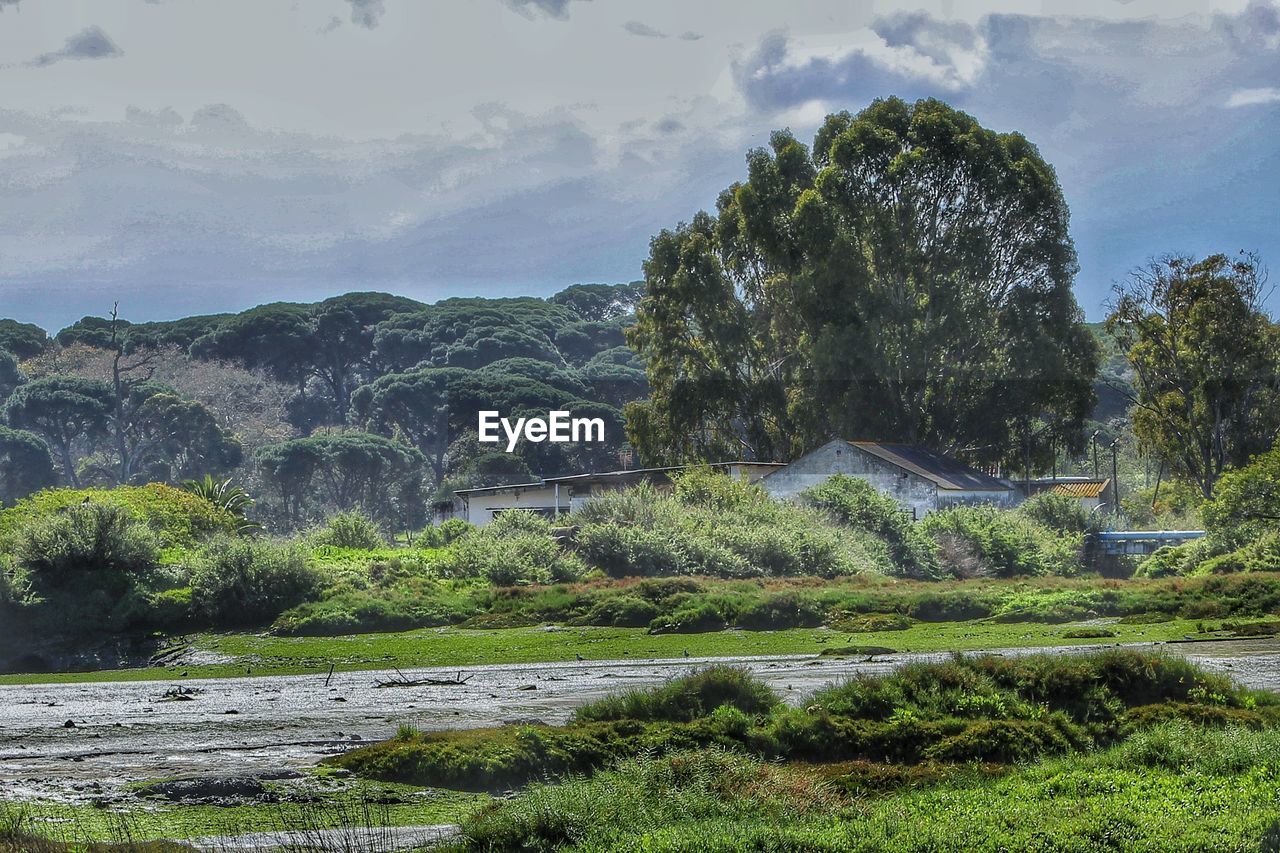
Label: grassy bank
xmin=2 ymin=776 xmax=480 ymax=844
xmin=448 ymin=735 xmax=1280 ymax=852
xmin=0 ymin=615 xmax=1225 ymax=685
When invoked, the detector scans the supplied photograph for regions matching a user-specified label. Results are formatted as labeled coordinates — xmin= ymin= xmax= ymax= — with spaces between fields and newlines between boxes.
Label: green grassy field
xmin=0 ymin=616 xmax=1217 ymax=685
xmin=2 ymin=776 xmax=481 ymax=844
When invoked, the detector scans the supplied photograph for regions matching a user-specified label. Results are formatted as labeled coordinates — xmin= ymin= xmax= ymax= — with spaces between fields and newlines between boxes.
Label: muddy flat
xmin=2 ymin=639 xmax=1277 ymax=803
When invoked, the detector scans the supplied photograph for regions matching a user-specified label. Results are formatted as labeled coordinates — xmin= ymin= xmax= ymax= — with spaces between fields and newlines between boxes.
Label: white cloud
xmin=1226 ymin=87 xmax=1280 ymax=107
xmin=29 ymin=26 xmax=123 ymax=67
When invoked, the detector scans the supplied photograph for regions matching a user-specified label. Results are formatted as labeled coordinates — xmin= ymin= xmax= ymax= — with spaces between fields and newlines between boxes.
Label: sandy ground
xmin=1 ymin=639 xmax=1278 ymax=804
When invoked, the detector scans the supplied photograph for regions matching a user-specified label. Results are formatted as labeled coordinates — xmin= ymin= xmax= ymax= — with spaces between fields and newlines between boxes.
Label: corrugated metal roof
xmin=1049 ymin=480 xmax=1110 ymax=499
xmin=847 ymin=442 xmax=1012 ymax=492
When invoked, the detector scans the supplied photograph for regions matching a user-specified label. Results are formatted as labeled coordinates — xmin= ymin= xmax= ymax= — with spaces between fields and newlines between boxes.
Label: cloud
xmin=318 ymin=15 xmax=343 ymax=34
xmin=345 ymin=0 xmax=385 ymax=29
xmin=623 ymin=21 xmax=666 ymax=38
xmin=679 ymin=31 xmax=703 ymax=41
xmin=0 ymin=0 xmax=20 ymax=10
xmin=733 ymin=16 xmax=988 ymax=112
xmin=1226 ymin=87 xmax=1280 ymax=107
xmin=30 ymin=26 xmax=123 ymax=67
xmin=500 ymin=0 xmax=588 ymax=21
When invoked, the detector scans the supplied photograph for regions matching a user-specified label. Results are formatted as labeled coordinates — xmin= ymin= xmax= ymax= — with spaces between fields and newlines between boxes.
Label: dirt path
xmin=2 ymin=639 xmax=1277 ymax=804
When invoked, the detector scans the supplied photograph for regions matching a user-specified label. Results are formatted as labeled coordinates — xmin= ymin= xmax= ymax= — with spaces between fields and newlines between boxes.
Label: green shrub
xmin=832 ymin=613 xmax=915 ymax=632
xmin=922 ymin=505 xmax=1081 ymax=577
xmin=190 ymin=538 xmax=319 ymax=626
xmin=576 ymin=595 xmax=660 ymax=627
xmin=1197 ymin=533 xmax=1280 ymax=575
xmin=734 ymin=592 xmax=825 ymax=630
xmin=273 ymin=590 xmax=467 ymax=635
xmin=575 ymin=667 xmax=779 ymax=723
xmin=0 ymin=484 xmax=236 ymax=553
xmin=15 ymin=502 xmax=159 ymax=587
xmin=649 ymin=600 xmax=735 ymax=634
xmin=1135 ymin=537 xmax=1219 ymax=578
xmin=573 ymin=473 xmax=885 ymax=580
xmin=444 ymin=511 xmax=584 ymax=585
xmin=803 ymin=475 xmax=940 ymax=579
xmin=1018 ymin=493 xmax=1098 ymax=535
xmin=308 ymin=511 xmax=385 ymax=550
xmin=145 ymin=587 xmax=194 ymax=630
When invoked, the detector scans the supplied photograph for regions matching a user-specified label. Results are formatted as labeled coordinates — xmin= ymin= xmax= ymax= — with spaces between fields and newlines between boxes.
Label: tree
xmin=0 ymin=426 xmax=57 ymax=505
xmin=134 ymin=393 xmax=244 ymax=482
xmin=0 ymin=349 xmax=23 ymax=401
xmin=1203 ymin=447 xmax=1280 ymax=548
xmin=3 ymin=375 xmax=114 ymax=487
xmin=550 ymin=283 xmax=644 ymax=321
xmin=1106 ymin=253 xmax=1280 ymax=498
xmin=626 ymin=97 xmax=1098 ymax=469
xmin=256 ymin=432 xmax=427 ymax=529
xmin=0 ymin=319 xmax=50 ymax=359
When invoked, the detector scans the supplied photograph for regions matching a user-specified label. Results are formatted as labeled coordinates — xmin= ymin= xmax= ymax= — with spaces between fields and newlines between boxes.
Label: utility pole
xmin=1111 ymin=439 xmax=1121 ymax=520
xmin=1091 ymin=430 xmax=1101 ymax=480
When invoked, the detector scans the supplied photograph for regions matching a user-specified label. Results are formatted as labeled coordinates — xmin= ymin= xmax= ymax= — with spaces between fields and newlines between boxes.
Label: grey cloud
xmin=500 ymin=0 xmax=588 ymax=21
xmin=318 ymin=16 xmax=343 ymax=34
xmin=31 ymin=26 xmax=123 ymax=66
xmin=346 ymin=0 xmax=385 ymax=29
xmin=0 ymin=0 xmax=20 ymax=10
xmin=679 ymin=31 xmax=703 ymax=41
xmin=623 ymin=21 xmax=666 ymax=38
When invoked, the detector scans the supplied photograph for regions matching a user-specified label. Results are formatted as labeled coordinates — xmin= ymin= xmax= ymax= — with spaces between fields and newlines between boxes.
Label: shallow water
xmin=1 ymin=638 xmax=1277 ymax=803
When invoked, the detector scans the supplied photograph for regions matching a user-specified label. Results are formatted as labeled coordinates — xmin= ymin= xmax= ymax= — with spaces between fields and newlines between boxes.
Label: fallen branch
xmin=374 ymin=669 xmax=472 ymax=688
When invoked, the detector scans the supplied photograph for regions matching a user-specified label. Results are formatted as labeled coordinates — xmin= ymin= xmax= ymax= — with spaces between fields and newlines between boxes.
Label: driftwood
xmin=375 ymin=669 xmax=473 ymax=688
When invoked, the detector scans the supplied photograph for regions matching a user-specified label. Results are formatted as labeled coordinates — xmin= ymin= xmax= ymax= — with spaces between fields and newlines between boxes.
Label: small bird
xmin=683 ymin=649 xmax=690 ymax=658
xmin=574 ymin=653 xmax=584 ymax=661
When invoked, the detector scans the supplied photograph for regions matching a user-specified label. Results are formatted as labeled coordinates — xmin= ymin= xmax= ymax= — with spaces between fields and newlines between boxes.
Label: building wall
xmin=936 ymin=489 xmax=1016 ymax=511
xmin=759 ymin=440 xmax=939 ymax=519
xmin=462 ymin=484 xmax=569 ymax=527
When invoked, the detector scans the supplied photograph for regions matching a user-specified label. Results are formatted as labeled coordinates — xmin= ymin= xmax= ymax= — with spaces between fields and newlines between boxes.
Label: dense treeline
xmin=0 ymin=283 xmax=646 ymax=531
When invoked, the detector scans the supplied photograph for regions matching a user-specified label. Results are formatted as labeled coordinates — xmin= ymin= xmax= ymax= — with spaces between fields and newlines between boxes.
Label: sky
xmin=0 ymin=0 xmax=1277 ymax=332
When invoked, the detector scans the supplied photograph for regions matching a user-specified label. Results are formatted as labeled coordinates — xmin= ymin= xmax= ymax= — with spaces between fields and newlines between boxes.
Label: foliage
xmin=0 ymin=426 xmax=56 ymax=506
xmin=1017 ymin=492 xmax=1099 ymax=535
xmin=574 ymin=667 xmax=779 ymax=723
xmin=308 ymin=511 xmax=385 ymax=550
xmin=189 ymin=538 xmax=319 ymax=626
xmin=182 ymin=475 xmax=258 ymax=532
xmin=443 ymin=511 xmax=585 ymax=586
xmin=626 ymin=97 xmax=1097 ymax=470
xmin=921 ymin=505 xmax=1082 ymax=578
xmin=15 ymin=503 xmax=159 ymax=588
xmin=1205 ymin=447 xmax=1280 ymax=548
xmin=573 ymin=471 xmax=896 ymax=580
xmin=256 ymin=432 xmax=427 ymax=530
xmin=0 ymin=484 xmax=236 ymax=553
xmin=1106 ymin=252 xmax=1280 ymax=499
xmin=0 ymin=319 xmax=49 ymax=359
xmin=803 ymin=475 xmax=940 ymax=579
xmin=3 ymin=375 xmax=114 ymax=486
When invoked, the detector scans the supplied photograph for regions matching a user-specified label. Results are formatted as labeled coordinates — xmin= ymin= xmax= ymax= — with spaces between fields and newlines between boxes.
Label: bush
xmin=273 ymin=590 xmax=467 ymax=635
xmin=576 ymin=595 xmax=660 ymax=627
xmin=444 ymin=511 xmax=584 ymax=585
xmin=573 ymin=473 xmax=885 ymax=580
xmin=190 ymin=539 xmax=319 ymax=625
xmin=308 ymin=511 xmax=385 ymax=550
xmin=803 ymin=475 xmax=940 ymax=579
xmin=0 ymin=484 xmax=237 ymax=553
xmin=15 ymin=503 xmax=159 ymax=587
xmin=922 ymin=506 xmax=1082 ymax=578
xmin=575 ymin=667 xmax=779 ymax=723
xmin=1018 ymin=493 xmax=1098 ymax=535
xmin=734 ymin=592 xmax=825 ymax=630
xmin=415 ymin=518 xmax=472 ymax=548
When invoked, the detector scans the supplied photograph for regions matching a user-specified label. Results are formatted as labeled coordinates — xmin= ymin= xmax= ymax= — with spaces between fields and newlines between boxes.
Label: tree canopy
xmin=1106 ymin=252 xmax=1280 ymax=498
xmin=626 ymin=97 xmax=1098 ymax=469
